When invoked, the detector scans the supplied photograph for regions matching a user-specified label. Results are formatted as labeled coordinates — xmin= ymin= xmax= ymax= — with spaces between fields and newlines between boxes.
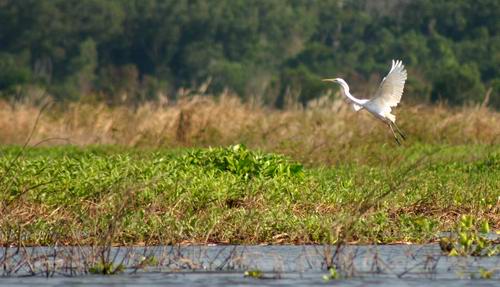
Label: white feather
xmin=323 ymin=59 xmax=408 ymax=144
xmin=365 ymin=60 xmax=407 ymax=123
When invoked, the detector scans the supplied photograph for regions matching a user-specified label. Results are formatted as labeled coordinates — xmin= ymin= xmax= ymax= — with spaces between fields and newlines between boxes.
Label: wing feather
xmin=370 ymin=60 xmax=407 ymax=109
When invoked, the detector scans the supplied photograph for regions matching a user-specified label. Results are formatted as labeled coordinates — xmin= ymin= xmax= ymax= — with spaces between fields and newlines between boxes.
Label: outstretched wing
xmin=368 ymin=60 xmax=407 ymax=121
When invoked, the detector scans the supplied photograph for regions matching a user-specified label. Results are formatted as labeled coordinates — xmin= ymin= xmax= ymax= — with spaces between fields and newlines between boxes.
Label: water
xmin=1 ymin=244 xmax=499 ymax=286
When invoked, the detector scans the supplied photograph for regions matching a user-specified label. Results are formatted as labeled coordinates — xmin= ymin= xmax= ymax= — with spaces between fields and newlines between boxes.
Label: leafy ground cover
xmin=1 ymin=144 xmax=498 ymax=246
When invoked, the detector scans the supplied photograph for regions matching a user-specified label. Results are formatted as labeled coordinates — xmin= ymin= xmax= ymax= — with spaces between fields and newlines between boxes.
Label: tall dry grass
xmin=0 ymin=92 xmax=499 ymax=164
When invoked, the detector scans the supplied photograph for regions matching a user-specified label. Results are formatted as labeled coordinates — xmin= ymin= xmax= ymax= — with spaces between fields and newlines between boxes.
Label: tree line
xmin=1 ymin=0 xmax=499 ymax=108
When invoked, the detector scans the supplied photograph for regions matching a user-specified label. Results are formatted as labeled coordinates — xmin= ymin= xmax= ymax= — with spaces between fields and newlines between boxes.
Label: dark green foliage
xmin=431 ymin=63 xmax=485 ymax=105
xmin=0 ymin=0 xmax=499 ymax=106
xmin=0 ymin=53 xmax=31 ymax=92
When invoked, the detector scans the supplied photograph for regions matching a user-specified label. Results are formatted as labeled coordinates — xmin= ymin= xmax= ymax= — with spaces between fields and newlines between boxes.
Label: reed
xmin=0 ymin=92 xmax=498 ymax=165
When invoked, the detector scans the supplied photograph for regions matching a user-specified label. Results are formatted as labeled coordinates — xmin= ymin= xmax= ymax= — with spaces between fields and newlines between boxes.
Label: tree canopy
xmin=1 ymin=0 xmax=499 ymax=108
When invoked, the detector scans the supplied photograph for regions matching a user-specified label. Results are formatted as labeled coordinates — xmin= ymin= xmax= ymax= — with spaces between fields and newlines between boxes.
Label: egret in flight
xmin=323 ymin=60 xmax=407 ymax=144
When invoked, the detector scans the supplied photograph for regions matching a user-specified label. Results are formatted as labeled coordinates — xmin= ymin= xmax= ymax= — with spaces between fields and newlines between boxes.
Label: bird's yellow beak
xmin=322 ymin=78 xmax=335 ymax=82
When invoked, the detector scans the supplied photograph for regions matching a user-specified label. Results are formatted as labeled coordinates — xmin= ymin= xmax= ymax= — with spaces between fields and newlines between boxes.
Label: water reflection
xmin=1 ymin=244 xmax=499 ymax=286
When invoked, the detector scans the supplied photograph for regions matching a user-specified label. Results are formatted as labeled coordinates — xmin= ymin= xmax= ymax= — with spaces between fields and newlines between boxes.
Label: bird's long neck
xmin=338 ymin=81 xmax=363 ymax=105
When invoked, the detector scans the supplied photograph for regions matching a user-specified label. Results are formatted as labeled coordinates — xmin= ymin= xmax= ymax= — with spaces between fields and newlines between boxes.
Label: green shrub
xmin=181 ymin=144 xmax=304 ymax=179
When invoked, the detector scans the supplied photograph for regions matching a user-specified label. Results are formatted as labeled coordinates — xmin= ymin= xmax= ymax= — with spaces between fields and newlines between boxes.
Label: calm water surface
xmin=1 ymin=244 xmax=498 ymax=286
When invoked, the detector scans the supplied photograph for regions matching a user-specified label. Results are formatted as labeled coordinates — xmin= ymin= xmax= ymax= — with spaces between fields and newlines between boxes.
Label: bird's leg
xmin=392 ymin=122 xmax=406 ymax=141
xmin=387 ymin=123 xmax=401 ymax=145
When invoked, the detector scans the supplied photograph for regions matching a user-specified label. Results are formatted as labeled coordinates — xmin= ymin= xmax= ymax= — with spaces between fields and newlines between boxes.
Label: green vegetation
xmin=244 ymin=270 xmax=263 ymax=279
xmin=89 ymin=262 xmax=124 ymax=275
xmin=1 ymin=144 xmax=498 ymax=246
xmin=439 ymin=215 xmax=499 ymax=257
xmin=476 ymin=268 xmax=494 ymax=280
xmin=183 ymin=144 xmax=304 ymax=179
xmin=1 ymin=0 xmax=500 ymax=108
xmin=323 ymin=267 xmax=340 ymax=281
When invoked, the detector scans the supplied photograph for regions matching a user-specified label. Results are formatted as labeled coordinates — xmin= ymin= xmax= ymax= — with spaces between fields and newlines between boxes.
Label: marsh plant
xmin=0 ymin=97 xmax=499 ymax=280
xmin=1 ymin=95 xmax=499 ymax=165
xmin=0 ymin=143 xmax=498 ymax=246
xmin=322 ymin=266 xmax=339 ymax=281
xmin=182 ymin=144 xmax=304 ymax=179
xmin=439 ymin=215 xmax=499 ymax=257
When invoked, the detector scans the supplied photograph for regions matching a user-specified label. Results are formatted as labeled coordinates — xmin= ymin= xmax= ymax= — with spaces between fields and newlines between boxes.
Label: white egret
xmin=323 ymin=60 xmax=407 ymax=144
